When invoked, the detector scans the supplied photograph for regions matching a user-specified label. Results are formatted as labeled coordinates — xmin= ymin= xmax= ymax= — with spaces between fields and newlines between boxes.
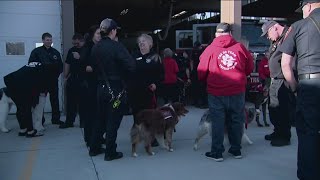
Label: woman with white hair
xmin=161 ymin=48 xmax=179 ymax=103
xmin=128 ymin=34 xmax=164 ymax=120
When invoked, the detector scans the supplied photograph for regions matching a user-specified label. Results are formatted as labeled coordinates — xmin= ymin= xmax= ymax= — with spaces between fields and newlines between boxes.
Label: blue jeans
xmin=296 ymin=79 xmax=320 ymax=180
xmin=208 ymin=93 xmax=245 ymax=154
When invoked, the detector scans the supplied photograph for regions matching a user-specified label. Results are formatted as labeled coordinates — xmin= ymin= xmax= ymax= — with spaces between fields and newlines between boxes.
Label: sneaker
xmin=26 ymin=129 xmax=44 ymax=138
xmin=265 ymin=132 xmax=277 ymax=141
xmin=205 ymin=152 xmax=223 ymax=162
xmin=228 ymin=149 xmax=242 ymax=159
xmin=104 ymin=152 xmax=123 ymax=161
xmin=271 ymin=138 xmax=290 ymax=147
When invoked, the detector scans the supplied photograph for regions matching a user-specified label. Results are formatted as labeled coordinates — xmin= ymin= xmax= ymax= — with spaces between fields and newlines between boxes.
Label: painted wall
xmin=0 ymin=0 xmax=63 ymax=112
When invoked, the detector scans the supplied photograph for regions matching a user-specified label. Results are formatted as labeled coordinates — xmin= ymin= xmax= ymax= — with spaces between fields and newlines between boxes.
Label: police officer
xmin=260 ymin=20 xmax=293 ymax=146
xmin=280 ymin=1 xmax=320 ymax=179
xmin=28 ymin=32 xmax=63 ymax=125
xmin=59 ymin=34 xmax=84 ymax=129
xmin=89 ymin=18 xmax=135 ymax=161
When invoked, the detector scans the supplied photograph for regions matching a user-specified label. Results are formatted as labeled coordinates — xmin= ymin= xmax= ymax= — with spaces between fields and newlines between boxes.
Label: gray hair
xmin=137 ymin=34 xmax=153 ymax=48
xmin=163 ymin=48 xmax=173 ymax=58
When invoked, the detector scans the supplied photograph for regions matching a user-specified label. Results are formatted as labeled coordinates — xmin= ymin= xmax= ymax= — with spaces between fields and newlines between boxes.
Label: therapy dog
xmin=0 ymin=87 xmax=46 ymax=133
xmin=193 ymin=102 xmax=256 ymax=151
xmin=130 ymin=102 xmax=189 ymax=157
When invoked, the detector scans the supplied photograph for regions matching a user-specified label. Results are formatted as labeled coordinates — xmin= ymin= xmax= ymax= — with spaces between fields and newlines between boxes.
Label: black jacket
xmin=28 ymin=46 xmax=63 ymax=79
xmin=90 ymin=37 xmax=136 ymax=85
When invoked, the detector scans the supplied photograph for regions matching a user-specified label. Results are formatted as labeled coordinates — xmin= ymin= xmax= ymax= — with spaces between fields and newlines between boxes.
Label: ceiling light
xmin=172 ymin=11 xmax=187 ymax=18
xmin=120 ymin=9 xmax=129 ymax=15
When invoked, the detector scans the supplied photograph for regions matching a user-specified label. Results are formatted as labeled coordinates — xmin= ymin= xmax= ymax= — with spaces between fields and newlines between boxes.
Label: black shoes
xmin=52 ymin=119 xmax=64 ymax=125
xmin=265 ymin=132 xmax=277 ymax=141
xmin=59 ymin=122 xmax=74 ymax=129
xmin=205 ymin=152 xmax=223 ymax=162
xmin=104 ymin=152 xmax=123 ymax=161
xmin=26 ymin=130 xmax=44 ymax=138
xmin=228 ymin=149 xmax=242 ymax=159
xmin=271 ymin=138 xmax=290 ymax=147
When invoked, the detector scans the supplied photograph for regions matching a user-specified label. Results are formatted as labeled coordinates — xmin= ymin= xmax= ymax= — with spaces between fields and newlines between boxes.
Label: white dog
xmin=0 ymin=87 xmax=46 ymax=133
xmin=193 ymin=102 xmax=255 ymax=151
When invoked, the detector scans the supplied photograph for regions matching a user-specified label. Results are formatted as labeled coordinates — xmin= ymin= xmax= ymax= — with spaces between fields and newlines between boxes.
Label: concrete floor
xmin=0 ymin=106 xmax=298 ymax=180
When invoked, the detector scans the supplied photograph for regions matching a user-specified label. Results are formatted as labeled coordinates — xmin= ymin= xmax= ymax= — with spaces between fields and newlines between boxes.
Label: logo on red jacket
xmin=218 ymin=51 xmax=237 ymax=70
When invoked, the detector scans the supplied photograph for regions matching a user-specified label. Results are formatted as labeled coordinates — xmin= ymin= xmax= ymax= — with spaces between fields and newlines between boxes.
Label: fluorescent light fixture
xmin=153 ymin=29 xmax=162 ymax=34
xmin=120 ymin=9 xmax=129 ymax=15
xmin=172 ymin=11 xmax=187 ymax=18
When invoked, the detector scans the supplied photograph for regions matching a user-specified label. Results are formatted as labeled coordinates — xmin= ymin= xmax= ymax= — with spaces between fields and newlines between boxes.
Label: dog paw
xmin=0 ymin=128 xmax=10 ymax=133
xmin=132 ymin=153 xmax=138 ymax=157
xmin=193 ymin=144 xmax=198 ymax=151
xmin=169 ymin=148 xmax=174 ymax=152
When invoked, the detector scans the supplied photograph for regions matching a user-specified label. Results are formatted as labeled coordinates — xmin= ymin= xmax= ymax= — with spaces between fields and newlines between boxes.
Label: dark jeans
xmin=296 ymin=79 xmax=320 ymax=180
xmin=90 ymin=82 xmax=125 ymax=156
xmin=208 ymin=93 xmax=245 ymax=154
xmin=268 ymin=83 xmax=292 ymax=139
xmin=48 ymin=79 xmax=60 ymax=121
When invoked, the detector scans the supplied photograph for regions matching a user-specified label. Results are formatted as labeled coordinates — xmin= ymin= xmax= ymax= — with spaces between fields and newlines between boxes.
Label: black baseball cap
xmin=216 ymin=23 xmax=232 ymax=33
xmin=295 ymin=0 xmax=320 ymax=13
xmin=100 ymin=18 xmax=121 ymax=32
xmin=260 ymin=20 xmax=277 ymax=37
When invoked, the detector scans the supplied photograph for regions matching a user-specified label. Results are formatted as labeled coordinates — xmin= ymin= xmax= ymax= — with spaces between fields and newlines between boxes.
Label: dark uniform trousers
xmin=83 ymin=79 xmax=97 ymax=145
xmin=268 ymin=82 xmax=292 ymax=140
xmin=296 ymin=79 xmax=320 ymax=180
xmin=48 ymin=79 xmax=60 ymax=121
xmin=65 ymin=75 xmax=85 ymax=126
xmin=90 ymin=81 xmax=125 ymax=156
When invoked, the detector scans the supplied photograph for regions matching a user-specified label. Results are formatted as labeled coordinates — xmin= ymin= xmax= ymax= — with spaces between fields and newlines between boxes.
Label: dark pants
xmin=90 ymin=82 xmax=125 ymax=156
xmin=10 ymin=92 xmax=33 ymax=131
xmin=162 ymin=83 xmax=179 ymax=103
xmin=83 ymin=79 xmax=97 ymax=144
xmin=65 ymin=77 xmax=84 ymax=126
xmin=208 ymin=93 xmax=245 ymax=153
xmin=296 ymin=79 xmax=320 ymax=180
xmin=128 ymin=86 xmax=155 ymax=116
xmin=48 ymin=79 xmax=60 ymax=121
xmin=191 ymin=72 xmax=208 ymax=106
xmin=268 ymin=83 xmax=292 ymax=139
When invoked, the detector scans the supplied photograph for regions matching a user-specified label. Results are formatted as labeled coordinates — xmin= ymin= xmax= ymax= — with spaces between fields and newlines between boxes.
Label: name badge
xmin=136 ymin=57 xmax=142 ymax=61
xmin=146 ymin=58 xmax=151 ymax=63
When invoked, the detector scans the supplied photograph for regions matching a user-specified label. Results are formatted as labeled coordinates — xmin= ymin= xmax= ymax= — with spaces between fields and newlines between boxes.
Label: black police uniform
xmin=4 ymin=63 xmax=46 ymax=133
xmin=128 ymin=50 xmax=164 ymax=116
xmin=279 ymin=8 xmax=320 ymax=180
xmin=266 ymin=26 xmax=294 ymax=146
xmin=62 ymin=46 xmax=84 ymax=127
xmin=89 ymin=37 xmax=135 ymax=159
xmin=28 ymin=46 xmax=63 ymax=123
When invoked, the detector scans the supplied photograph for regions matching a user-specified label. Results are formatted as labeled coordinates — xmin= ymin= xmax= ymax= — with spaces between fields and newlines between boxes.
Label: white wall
xmin=0 ymin=0 xmax=63 ymax=112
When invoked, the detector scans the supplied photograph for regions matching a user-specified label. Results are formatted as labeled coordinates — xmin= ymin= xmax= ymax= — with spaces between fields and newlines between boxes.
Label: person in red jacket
xmin=258 ymin=54 xmax=270 ymax=85
xmin=161 ymin=48 xmax=179 ymax=103
xmin=197 ymin=23 xmax=254 ymax=161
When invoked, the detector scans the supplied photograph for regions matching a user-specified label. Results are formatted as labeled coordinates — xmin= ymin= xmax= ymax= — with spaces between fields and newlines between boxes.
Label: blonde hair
xmin=137 ymin=34 xmax=153 ymax=48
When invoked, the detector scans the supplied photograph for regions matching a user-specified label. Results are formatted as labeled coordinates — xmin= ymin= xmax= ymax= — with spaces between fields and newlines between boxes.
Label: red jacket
xmin=163 ymin=57 xmax=179 ymax=84
xmin=197 ymin=35 xmax=254 ymax=96
xmin=258 ymin=57 xmax=270 ymax=80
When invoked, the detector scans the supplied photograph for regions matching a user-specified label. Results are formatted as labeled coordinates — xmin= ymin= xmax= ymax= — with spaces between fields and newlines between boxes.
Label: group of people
xmin=2 ymin=0 xmax=319 ymax=179
xmin=198 ymin=1 xmax=320 ymax=180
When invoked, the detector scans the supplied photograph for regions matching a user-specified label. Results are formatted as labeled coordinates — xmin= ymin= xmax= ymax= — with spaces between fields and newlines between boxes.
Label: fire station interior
xmin=73 ymin=0 xmax=301 ymax=61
